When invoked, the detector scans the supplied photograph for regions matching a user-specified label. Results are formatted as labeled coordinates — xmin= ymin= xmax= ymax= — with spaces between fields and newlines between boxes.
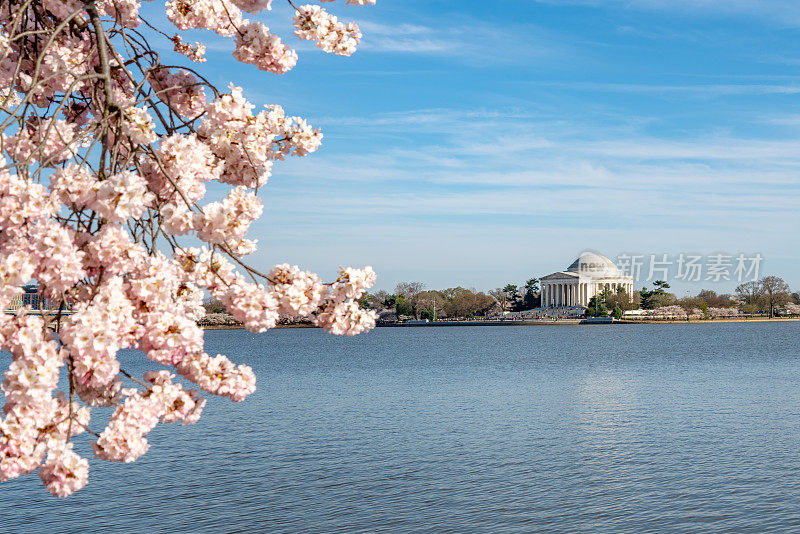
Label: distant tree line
xmin=488 ymin=279 xmax=540 ymax=312
xmin=346 ymin=274 xmax=800 ymax=321
xmin=359 ymin=281 xmax=499 ymax=320
xmin=583 ymin=276 xmax=798 ymax=318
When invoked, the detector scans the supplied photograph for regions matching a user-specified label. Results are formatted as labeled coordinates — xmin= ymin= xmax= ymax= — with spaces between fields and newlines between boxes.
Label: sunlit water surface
xmin=2 ymin=322 xmax=800 ymax=533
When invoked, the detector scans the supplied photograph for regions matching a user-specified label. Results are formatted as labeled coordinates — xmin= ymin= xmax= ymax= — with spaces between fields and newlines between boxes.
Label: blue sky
xmin=149 ymin=0 xmax=800 ymax=295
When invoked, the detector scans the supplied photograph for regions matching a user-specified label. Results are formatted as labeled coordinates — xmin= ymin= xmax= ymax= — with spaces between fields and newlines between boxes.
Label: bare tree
xmin=489 ymin=288 xmax=507 ymax=313
xmin=735 ymin=281 xmax=763 ymax=313
xmin=415 ymin=290 xmax=441 ymax=320
xmin=759 ymin=276 xmax=791 ymax=318
xmin=395 ymin=281 xmax=426 ymax=319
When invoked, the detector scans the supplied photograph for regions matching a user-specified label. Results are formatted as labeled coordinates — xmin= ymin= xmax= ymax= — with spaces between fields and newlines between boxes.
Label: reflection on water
xmin=2 ymin=322 xmax=800 ymax=533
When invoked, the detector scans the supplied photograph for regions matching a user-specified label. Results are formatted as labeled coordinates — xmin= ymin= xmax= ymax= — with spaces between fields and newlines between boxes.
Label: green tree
xmin=640 ymin=281 xmax=676 ymax=310
xmin=585 ymin=290 xmax=610 ymax=317
xmin=503 ymin=284 xmax=520 ymax=311
xmin=521 ymin=278 xmax=540 ymax=310
xmin=395 ymin=281 xmax=425 ymax=319
xmin=384 ymin=294 xmax=413 ymax=317
xmin=606 ymin=286 xmax=636 ymax=311
xmin=612 ymin=305 xmax=623 ymax=319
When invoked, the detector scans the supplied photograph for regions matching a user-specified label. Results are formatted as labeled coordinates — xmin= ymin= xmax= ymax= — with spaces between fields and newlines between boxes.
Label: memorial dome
xmin=566 ymin=252 xmax=620 ymax=277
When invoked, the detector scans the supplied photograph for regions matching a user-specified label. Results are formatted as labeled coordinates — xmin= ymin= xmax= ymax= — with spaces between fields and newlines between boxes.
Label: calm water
xmin=2 ymin=322 xmax=800 ymax=533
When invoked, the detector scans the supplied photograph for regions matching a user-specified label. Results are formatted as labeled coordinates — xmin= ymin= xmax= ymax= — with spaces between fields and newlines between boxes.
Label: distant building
xmin=6 ymin=283 xmax=56 ymax=312
xmin=540 ymin=252 xmax=634 ymax=308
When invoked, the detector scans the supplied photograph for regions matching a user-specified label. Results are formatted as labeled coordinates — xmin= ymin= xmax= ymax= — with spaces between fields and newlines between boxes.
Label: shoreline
xmin=621 ymin=317 xmax=800 ymax=325
xmin=202 ymin=317 xmax=800 ymax=330
xmin=202 ymin=323 xmax=317 ymax=330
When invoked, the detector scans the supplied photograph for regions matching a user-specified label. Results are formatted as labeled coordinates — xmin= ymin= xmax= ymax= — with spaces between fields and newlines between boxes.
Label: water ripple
xmin=2 ymin=322 xmax=800 ymax=533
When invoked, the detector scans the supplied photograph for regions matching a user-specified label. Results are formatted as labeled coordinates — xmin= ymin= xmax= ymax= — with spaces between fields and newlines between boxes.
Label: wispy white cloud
xmin=353 ymin=18 xmax=568 ymax=64
xmin=525 ymin=81 xmax=800 ymax=95
xmin=271 ymin=106 xmax=800 ymax=214
xmin=531 ymin=0 xmax=800 ymax=24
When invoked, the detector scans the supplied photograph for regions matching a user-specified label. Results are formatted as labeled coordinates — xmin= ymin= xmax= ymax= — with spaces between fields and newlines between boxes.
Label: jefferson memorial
xmin=540 ymin=252 xmax=634 ymax=308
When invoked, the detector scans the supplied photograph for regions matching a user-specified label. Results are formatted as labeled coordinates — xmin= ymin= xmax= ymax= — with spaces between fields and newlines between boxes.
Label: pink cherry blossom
xmin=39 ymin=445 xmax=89 ymax=497
xmin=165 ymin=0 xmax=244 ymax=37
xmin=147 ymin=68 xmax=207 ymax=119
xmin=5 ymin=118 xmax=80 ymax=166
xmin=293 ymin=4 xmax=361 ymax=56
xmin=98 ymin=0 xmax=145 ymax=28
xmin=234 ymin=21 xmax=298 ymax=74
xmin=0 ymin=0 xmax=377 ymax=497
